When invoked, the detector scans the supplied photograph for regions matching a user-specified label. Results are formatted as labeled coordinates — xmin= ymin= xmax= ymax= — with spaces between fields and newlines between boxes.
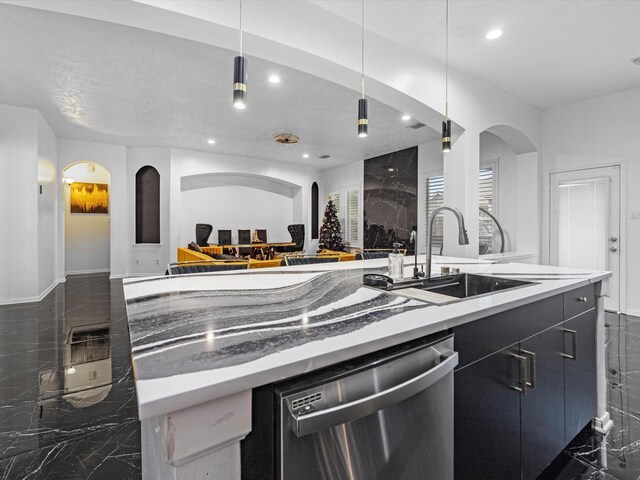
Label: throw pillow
xmin=188 ymin=241 xmax=203 ymax=253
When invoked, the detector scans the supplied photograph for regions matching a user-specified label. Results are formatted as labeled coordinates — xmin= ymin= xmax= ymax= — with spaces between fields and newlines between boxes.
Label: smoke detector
xmin=274 ymin=133 xmax=299 ymax=144
xmin=632 ymin=57 xmax=640 ymax=66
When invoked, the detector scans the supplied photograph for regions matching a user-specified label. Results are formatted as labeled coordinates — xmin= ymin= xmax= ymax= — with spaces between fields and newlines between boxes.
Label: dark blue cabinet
xmin=453 ymin=283 xmax=598 ymax=480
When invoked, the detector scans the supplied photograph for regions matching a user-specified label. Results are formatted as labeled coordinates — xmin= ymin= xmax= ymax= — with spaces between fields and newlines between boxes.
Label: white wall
xmin=542 ymin=85 xmax=640 ymax=315
xmin=180 ymin=186 xmax=294 ymax=245
xmin=0 ymin=105 xmax=39 ymax=303
xmin=37 ymin=113 xmax=59 ymax=292
xmin=170 ymin=148 xmax=318 ymax=258
xmin=58 ymin=139 xmax=127 ymax=278
xmin=63 ymin=162 xmax=110 ymax=274
xmin=127 ymin=147 xmax=171 ymax=276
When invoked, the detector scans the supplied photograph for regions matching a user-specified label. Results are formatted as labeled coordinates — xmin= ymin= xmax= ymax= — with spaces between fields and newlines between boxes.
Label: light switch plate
xmin=631 ymin=210 xmax=640 ymax=220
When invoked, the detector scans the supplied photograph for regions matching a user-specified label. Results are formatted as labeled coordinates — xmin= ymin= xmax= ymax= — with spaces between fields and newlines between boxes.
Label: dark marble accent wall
xmin=363 ymin=146 xmax=418 ymax=249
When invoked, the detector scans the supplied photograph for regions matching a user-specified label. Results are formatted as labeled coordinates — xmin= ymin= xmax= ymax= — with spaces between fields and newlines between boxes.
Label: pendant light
xmin=233 ymin=0 xmax=247 ymax=110
xmin=357 ymin=0 xmax=368 ymax=138
xmin=442 ymin=0 xmax=451 ymax=152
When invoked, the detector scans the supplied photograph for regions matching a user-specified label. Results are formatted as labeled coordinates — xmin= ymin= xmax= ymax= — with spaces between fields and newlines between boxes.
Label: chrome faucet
xmin=417 ymin=206 xmax=469 ymax=279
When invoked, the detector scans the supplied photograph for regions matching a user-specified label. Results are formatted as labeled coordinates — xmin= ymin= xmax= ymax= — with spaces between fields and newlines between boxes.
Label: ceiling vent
xmin=632 ymin=57 xmax=640 ymax=66
xmin=408 ymin=122 xmax=426 ymax=130
xmin=318 ymin=154 xmax=331 ymax=159
xmin=274 ymin=133 xmax=299 ymax=144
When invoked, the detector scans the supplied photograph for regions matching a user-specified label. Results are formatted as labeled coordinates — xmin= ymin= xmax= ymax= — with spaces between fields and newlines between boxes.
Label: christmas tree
xmin=319 ymin=196 xmax=344 ymax=251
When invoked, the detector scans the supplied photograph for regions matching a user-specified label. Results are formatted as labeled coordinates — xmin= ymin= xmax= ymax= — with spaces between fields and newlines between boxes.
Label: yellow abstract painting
xmin=70 ymin=182 xmax=109 ymax=214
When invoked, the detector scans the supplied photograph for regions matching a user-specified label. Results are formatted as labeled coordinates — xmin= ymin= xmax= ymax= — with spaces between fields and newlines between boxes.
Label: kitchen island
xmin=123 ymin=257 xmax=611 ymax=479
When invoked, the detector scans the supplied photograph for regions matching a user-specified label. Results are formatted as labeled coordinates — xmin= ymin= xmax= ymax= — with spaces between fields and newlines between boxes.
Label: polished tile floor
xmin=0 ymin=273 xmax=637 ymax=479
xmin=0 ymin=274 xmax=140 ymax=479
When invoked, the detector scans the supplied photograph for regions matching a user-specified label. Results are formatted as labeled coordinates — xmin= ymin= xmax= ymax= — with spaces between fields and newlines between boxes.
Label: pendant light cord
xmin=239 ymin=0 xmax=243 ymax=56
xmin=445 ymin=0 xmax=449 ymax=120
xmin=361 ymin=0 xmax=365 ymax=99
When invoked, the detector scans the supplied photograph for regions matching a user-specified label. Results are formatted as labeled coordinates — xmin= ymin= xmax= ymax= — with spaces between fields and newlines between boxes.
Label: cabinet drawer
xmin=563 ymin=284 xmax=595 ymax=320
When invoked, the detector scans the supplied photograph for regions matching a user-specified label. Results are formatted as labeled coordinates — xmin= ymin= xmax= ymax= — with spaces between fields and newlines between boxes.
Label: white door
xmin=550 ymin=166 xmax=620 ymax=312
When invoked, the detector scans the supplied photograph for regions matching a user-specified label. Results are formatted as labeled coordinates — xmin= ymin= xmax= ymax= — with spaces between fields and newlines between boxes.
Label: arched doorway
xmin=62 ymin=161 xmax=111 ymax=275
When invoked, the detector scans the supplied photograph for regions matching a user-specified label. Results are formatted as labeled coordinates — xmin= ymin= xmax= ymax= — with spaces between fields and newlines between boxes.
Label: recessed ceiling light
xmin=302 ymin=153 xmax=310 ymax=158
xmin=207 ymin=139 xmax=216 ymax=145
xmin=486 ymin=29 xmax=503 ymax=40
xmin=268 ymin=75 xmax=281 ymax=83
xmin=401 ymin=114 xmax=411 ymax=121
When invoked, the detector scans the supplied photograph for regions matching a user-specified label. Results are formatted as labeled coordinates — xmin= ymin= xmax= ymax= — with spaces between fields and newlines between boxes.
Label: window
xmin=346 ymin=188 xmax=359 ymax=244
xmin=135 ymin=166 xmax=160 ymax=244
xmin=425 ymin=168 xmax=497 ymax=254
xmin=311 ymin=182 xmax=319 ymax=239
xmin=329 ymin=191 xmax=343 ymax=237
xmin=426 ymin=175 xmax=444 ymax=253
xmin=479 ymin=165 xmax=497 ymax=253
xmin=479 ymin=166 xmax=495 ymax=213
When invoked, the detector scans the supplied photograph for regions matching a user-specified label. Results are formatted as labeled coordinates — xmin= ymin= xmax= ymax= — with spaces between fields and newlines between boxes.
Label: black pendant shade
xmin=233 ymin=55 xmax=247 ymax=109
xmin=442 ymin=119 xmax=451 ymax=153
xmin=358 ymin=98 xmax=368 ymax=137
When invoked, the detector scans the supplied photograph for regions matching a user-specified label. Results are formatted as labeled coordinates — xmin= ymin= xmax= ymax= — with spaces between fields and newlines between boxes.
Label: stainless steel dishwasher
xmin=275 ymin=333 xmax=458 ymax=480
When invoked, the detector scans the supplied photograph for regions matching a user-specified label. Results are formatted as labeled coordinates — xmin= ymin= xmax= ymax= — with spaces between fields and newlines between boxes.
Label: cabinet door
xmin=454 ymin=346 xmax=522 ymax=480
xmin=563 ymin=308 xmax=597 ymax=443
xmin=520 ymin=327 xmax=566 ymax=480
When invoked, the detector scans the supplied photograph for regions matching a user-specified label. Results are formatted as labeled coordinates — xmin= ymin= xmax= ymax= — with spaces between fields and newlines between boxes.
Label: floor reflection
xmin=0 ymin=273 xmax=140 ymax=479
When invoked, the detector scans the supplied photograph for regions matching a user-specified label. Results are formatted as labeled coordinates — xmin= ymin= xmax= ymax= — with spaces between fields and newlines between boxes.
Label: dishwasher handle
xmin=289 ymin=351 xmax=458 ymax=438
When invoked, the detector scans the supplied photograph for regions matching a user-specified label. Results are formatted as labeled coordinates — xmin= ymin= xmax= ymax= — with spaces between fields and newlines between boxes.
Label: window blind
xmin=346 ymin=188 xmax=359 ymax=244
xmin=329 ymin=191 xmax=344 ymax=238
xmin=479 ymin=166 xmax=496 ymax=254
xmin=426 ymin=176 xmax=444 ymax=252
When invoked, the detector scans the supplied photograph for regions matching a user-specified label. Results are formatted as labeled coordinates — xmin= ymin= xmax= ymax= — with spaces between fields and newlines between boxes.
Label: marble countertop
xmin=123 ymin=257 xmax=610 ymax=420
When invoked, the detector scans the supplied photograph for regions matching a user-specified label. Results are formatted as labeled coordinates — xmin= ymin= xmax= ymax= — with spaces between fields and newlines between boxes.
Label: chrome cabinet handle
xmin=521 ymin=350 xmax=536 ymax=389
xmin=610 ymin=236 xmax=618 ymax=242
xmin=610 ymin=246 xmax=618 ymax=253
xmin=562 ymin=329 xmax=578 ymax=361
xmin=512 ymin=354 xmax=527 ymax=395
xmin=577 ymin=296 xmax=588 ymax=303
xmin=289 ymin=352 xmax=459 ymax=438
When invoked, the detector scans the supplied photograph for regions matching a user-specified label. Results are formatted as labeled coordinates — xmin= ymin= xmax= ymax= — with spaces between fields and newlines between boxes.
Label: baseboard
xmin=0 ymin=277 xmax=65 ymax=305
xmin=37 ymin=280 xmax=59 ymax=301
xmin=111 ymin=272 xmax=163 ymax=280
xmin=66 ymin=269 xmax=110 ymax=276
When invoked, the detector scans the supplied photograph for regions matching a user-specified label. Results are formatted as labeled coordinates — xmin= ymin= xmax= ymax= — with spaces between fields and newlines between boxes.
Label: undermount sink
xmin=415 ymin=273 xmax=532 ymax=299
xmin=378 ymin=273 xmax=534 ymax=304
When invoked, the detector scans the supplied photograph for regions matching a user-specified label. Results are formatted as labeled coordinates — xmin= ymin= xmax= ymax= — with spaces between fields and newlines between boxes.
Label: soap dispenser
xmin=388 ymin=242 xmax=404 ymax=282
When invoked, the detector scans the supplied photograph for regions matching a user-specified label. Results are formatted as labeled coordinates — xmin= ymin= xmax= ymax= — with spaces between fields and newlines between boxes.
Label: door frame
xmin=548 ymin=164 xmax=626 ymax=314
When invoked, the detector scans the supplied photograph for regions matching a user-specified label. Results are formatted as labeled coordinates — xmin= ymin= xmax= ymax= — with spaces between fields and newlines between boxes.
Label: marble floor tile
xmin=539 ymin=312 xmax=640 ymax=480
xmin=0 ymin=274 xmax=141 ymax=479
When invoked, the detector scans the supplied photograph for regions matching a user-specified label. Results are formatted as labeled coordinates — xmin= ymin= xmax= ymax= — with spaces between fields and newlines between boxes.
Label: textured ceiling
xmin=0 ymin=3 xmax=438 ymax=169
xmin=312 ymin=0 xmax=640 ymax=110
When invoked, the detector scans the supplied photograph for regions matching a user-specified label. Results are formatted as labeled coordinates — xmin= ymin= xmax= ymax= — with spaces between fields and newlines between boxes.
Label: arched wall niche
xmin=135 ymin=165 xmax=161 ymax=244
xmin=311 ymin=182 xmax=319 ymax=239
